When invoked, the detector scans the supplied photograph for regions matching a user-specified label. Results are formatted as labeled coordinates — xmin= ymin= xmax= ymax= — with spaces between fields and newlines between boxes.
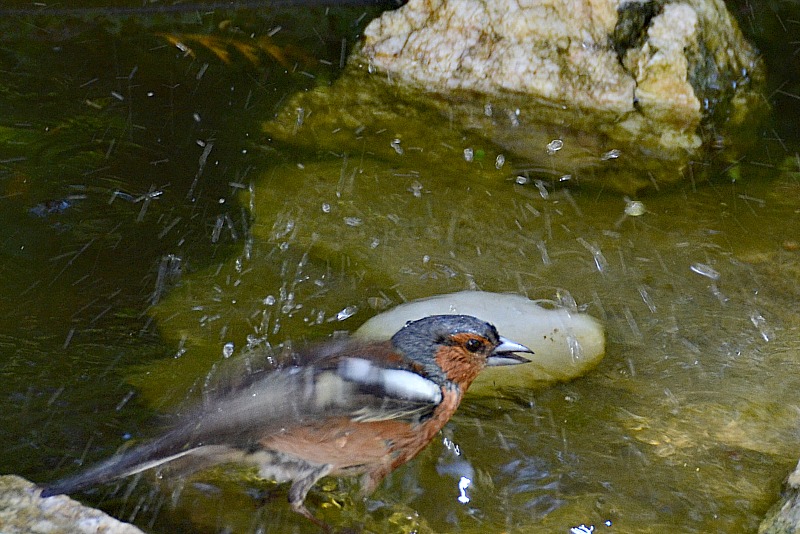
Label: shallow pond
xmin=1 ymin=2 xmax=799 ymax=533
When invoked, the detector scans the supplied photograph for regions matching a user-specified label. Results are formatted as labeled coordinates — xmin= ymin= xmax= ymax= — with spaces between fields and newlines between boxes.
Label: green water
xmin=1 ymin=2 xmax=799 ymax=533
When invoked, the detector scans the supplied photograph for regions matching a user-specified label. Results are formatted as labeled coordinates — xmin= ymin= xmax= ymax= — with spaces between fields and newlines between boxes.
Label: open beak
xmin=487 ymin=336 xmax=534 ymax=366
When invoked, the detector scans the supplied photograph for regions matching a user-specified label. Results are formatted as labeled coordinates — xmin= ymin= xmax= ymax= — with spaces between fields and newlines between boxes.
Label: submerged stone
xmin=356 ymin=291 xmax=606 ymax=391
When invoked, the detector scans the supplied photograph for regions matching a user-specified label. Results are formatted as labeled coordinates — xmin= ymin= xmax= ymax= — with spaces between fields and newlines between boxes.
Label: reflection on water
xmin=1 ymin=3 xmax=799 ymax=533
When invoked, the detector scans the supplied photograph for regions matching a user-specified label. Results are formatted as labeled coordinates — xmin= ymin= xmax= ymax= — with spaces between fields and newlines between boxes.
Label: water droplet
xmin=536 ymin=240 xmax=551 ymax=265
xmin=222 ymin=342 xmax=234 ymax=358
xmin=211 ymin=215 xmax=224 ymax=243
xmin=577 ymin=237 xmax=608 ymax=272
xmin=566 ymin=334 xmax=584 ymax=362
xmin=556 ymin=289 xmax=578 ymax=312
xmin=495 ymin=154 xmax=505 ymax=169
xmin=507 ymin=109 xmax=520 ymax=127
xmin=335 ymin=306 xmax=358 ymax=321
xmin=624 ymin=198 xmax=646 ymax=216
xmin=457 ymin=476 xmax=471 ymax=504
xmin=750 ymin=311 xmax=773 ymax=342
xmin=546 ymin=139 xmax=563 ymax=155
xmin=601 ymin=149 xmax=621 ymax=160
xmin=390 ymin=138 xmax=404 ymax=155
xmin=638 ymin=285 xmax=657 ymax=312
xmin=533 ymin=179 xmax=549 ymax=199
xmin=689 ymin=263 xmax=720 ymax=280
xmin=463 ymin=148 xmax=474 ymax=162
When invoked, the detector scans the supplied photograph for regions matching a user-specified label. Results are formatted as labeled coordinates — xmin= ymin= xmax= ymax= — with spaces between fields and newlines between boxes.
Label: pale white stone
xmin=355 ymin=291 xmax=606 ymax=392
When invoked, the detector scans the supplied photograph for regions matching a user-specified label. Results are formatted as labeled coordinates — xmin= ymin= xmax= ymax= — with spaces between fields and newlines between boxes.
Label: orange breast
xmin=260 ymin=387 xmax=463 ymax=475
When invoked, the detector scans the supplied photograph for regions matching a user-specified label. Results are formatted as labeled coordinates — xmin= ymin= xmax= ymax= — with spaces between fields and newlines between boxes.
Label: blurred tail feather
xmin=40 ymin=430 xmax=206 ymax=497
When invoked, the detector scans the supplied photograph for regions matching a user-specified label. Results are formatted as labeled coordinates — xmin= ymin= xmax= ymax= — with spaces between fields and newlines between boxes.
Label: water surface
xmin=1 ymin=2 xmax=799 ymax=533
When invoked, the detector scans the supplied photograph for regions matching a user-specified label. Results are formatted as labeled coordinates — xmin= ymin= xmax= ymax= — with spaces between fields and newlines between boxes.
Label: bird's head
xmin=391 ymin=314 xmax=532 ymax=389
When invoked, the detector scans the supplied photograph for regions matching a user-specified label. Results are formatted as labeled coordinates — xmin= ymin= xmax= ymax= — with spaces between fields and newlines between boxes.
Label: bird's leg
xmin=358 ymin=464 xmax=391 ymax=497
xmin=288 ymin=464 xmax=333 ymax=530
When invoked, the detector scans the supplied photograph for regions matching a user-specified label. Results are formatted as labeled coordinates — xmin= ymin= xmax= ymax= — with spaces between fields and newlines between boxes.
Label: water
xmin=1 ymin=2 xmax=799 ymax=533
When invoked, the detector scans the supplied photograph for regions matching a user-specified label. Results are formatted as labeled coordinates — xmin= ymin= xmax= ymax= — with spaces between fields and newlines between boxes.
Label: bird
xmin=40 ymin=314 xmax=532 ymax=528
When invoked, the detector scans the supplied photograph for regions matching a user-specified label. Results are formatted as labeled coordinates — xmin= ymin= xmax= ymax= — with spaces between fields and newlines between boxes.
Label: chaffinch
xmin=40 ymin=314 xmax=532 ymax=528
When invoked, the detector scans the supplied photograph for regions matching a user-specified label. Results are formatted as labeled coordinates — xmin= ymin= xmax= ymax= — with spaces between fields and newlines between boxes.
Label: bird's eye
xmin=465 ymin=338 xmax=483 ymax=353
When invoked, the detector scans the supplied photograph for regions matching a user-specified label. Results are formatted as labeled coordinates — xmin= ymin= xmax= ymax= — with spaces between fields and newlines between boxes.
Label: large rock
xmin=263 ymin=0 xmax=764 ymax=192
xmin=759 ymin=460 xmax=800 ymax=534
xmin=363 ymin=0 xmax=635 ymax=115
xmin=361 ymin=0 xmax=762 ymax=143
xmin=0 ymin=475 xmax=143 ymax=534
